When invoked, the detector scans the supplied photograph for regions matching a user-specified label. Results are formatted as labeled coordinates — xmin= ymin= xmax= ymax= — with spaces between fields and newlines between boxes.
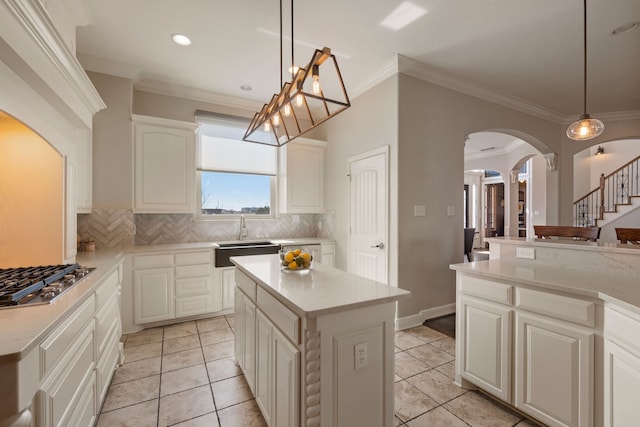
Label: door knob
xmin=371 ymin=242 xmax=385 ymax=249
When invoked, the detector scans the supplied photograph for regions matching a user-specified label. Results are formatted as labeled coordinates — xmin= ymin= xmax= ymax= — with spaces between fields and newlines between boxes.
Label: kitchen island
xmin=450 ymin=237 xmax=640 ymax=427
xmin=231 ymin=253 xmax=410 ymax=427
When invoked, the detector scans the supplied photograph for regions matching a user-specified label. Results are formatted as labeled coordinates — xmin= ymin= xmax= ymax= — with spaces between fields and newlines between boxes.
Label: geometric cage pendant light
xmin=243 ymin=0 xmax=350 ymax=147
xmin=566 ymin=0 xmax=604 ymax=141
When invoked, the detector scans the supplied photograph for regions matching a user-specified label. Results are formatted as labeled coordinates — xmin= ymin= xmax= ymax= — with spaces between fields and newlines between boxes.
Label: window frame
xmin=195 ymin=169 xmax=277 ymax=220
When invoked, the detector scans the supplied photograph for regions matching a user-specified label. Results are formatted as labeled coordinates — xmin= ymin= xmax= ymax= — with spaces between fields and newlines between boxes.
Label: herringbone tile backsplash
xmin=78 ymin=210 xmax=331 ymax=248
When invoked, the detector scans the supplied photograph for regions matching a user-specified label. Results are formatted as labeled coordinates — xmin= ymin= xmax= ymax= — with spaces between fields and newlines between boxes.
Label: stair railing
xmin=574 ymin=155 xmax=640 ymax=226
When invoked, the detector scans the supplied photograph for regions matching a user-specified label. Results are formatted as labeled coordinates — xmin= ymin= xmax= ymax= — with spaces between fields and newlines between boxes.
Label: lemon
xmin=288 ymin=261 xmax=298 ymax=270
xmin=302 ymin=253 xmax=311 ymax=263
xmin=284 ymin=252 xmax=295 ymax=263
xmin=293 ymin=248 xmax=302 ymax=256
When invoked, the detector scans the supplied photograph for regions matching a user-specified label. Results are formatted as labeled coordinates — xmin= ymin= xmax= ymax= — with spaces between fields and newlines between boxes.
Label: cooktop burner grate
xmin=0 ymin=264 xmax=79 ymax=304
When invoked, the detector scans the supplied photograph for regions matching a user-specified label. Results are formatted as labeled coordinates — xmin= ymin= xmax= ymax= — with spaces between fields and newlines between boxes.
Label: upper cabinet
xmin=279 ymin=138 xmax=326 ymax=213
xmin=132 ymin=115 xmax=198 ymax=214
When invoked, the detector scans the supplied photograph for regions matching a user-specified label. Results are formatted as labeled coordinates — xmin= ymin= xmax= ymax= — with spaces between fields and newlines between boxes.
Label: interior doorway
xmin=484 ymin=182 xmax=505 ymax=238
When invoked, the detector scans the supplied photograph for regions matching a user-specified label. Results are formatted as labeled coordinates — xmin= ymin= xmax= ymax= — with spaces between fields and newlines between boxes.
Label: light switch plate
xmin=447 ymin=205 xmax=455 ymax=216
xmin=516 ymin=247 xmax=535 ymax=259
xmin=414 ymin=205 xmax=426 ymax=217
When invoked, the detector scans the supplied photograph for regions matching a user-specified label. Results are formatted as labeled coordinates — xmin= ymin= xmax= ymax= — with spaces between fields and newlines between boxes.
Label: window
xmin=196 ymin=112 xmax=277 ymax=217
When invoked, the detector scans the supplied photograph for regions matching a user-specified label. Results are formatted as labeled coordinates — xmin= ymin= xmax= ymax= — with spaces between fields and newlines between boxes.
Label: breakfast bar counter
xmin=231 ymin=254 xmax=409 ymax=427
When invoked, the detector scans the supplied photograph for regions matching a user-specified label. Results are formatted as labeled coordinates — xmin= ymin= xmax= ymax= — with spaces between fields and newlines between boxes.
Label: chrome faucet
xmin=239 ymin=215 xmax=248 ymax=240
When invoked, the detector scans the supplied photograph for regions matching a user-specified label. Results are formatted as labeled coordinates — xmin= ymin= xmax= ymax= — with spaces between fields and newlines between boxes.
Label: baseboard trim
xmin=395 ymin=303 xmax=456 ymax=331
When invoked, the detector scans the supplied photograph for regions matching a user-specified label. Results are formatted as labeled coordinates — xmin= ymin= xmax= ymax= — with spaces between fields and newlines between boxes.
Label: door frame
xmin=347 ymin=145 xmax=390 ymax=284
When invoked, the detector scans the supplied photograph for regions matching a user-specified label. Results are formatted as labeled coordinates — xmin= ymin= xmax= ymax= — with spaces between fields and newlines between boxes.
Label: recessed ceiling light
xmin=171 ymin=33 xmax=192 ymax=46
xmin=612 ymin=22 xmax=640 ymax=36
xmin=380 ymin=1 xmax=427 ymax=31
xmin=240 ymin=84 xmax=252 ymax=91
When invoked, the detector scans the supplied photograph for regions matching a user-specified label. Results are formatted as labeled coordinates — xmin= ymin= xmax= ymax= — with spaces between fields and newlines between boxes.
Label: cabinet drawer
xmin=95 ymin=269 xmax=119 ymax=312
xmin=176 ymin=276 xmax=211 ymax=297
xmin=604 ymin=306 xmax=640 ymax=352
xmin=96 ymin=327 xmax=122 ymax=405
xmin=96 ymin=295 xmax=120 ymax=358
xmin=40 ymin=295 xmax=95 ymax=380
xmin=39 ymin=321 xmax=95 ymax=427
xmin=175 ymin=264 xmax=210 ymax=279
xmin=236 ymin=269 xmax=257 ymax=302
xmin=176 ymin=295 xmax=211 ymax=318
xmin=257 ymin=287 xmax=300 ymax=345
xmin=175 ymin=251 xmax=211 ymax=265
xmin=516 ymin=287 xmax=595 ymax=327
xmin=133 ymin=253 xmax=173 ymax=269
xmin=459 ymin=275 xmax=513 ymax=305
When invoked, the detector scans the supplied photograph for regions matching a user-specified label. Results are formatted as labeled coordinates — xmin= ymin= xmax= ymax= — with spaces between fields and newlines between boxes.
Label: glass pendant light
xmin=566 ymin=0 xmax=604 ymax=141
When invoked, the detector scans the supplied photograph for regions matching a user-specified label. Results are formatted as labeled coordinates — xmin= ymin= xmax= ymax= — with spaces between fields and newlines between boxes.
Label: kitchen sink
xmin=214 ymin=241 xmax=281 ymax=267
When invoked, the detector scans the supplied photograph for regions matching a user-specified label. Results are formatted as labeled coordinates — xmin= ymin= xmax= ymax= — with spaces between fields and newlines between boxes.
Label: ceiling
xmin=76 ymin=0 xmax=640 ymax=119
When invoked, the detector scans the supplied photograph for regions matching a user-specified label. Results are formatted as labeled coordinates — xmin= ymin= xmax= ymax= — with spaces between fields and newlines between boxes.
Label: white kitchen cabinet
xmin=515 ymin=312 xmax=593 ymax=427
xmin=255 ymin=309 xmax=274 ymax=425
xmin=459 ymin=295 xmax=512 ymax=401
xmin=255 ymin=308 xmax=301 ymax=427
xmin=235 ymin=288 xmax=257 ymax=393
xmin=133 ymin=268 xmax=174 ymax=324
xmin=320 ymin=242 xmax=335 ymax=267
xmin=456 ymin=273 xmax=595 ymax=427
xmin=603 ymin=305 xmax=640 ymax=427
xmin=220 ymin=267 xmax=235 ymax=310
xmin=131 ymin=249 xmax=220 ymax=325
xmin=272 ymin=326 xmax=300 ymax=427
xmin=133 ymin=115 xmax=198 ymax=213
xmin=279 ymin=138 xmax=326 ymax=213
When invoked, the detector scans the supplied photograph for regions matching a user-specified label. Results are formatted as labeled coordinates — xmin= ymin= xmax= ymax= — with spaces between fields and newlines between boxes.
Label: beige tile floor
xmin=97 ymin=315 xmax=542 ymax=427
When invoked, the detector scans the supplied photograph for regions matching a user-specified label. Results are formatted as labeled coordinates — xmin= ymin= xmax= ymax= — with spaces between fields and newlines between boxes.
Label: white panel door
xmin=460 ymin=296 xmax=512 ymax=402
xmin=515 ymin=312 xmax=593 ymax=427
xmin=255 ymin=309 xmax=273 ymax=425
xmin=348 ymin=148 xmax=388 ymax=283
xmin=273 ymin=327 xmax=300 ymax=427
xmin=133 ymin=268 xmax=174 ymax=324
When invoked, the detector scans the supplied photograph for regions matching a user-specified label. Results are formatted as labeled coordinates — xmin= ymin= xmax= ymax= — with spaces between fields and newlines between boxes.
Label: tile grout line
xmin=156 ymin=326 xmax=165 ymax=427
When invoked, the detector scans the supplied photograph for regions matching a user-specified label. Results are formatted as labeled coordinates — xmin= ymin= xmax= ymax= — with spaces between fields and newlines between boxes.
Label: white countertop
xmin=486 ymin=236 xmax=640 ymax=255
xmin=0 ymin=249 xmax=124 ymax=362
xmin=450 ymin=260 xmax=640 ymax=314
xmin=231 ymin=254 xmax=410 ymax=317
xmin=128 ymin=237 xmax=331 ymax=253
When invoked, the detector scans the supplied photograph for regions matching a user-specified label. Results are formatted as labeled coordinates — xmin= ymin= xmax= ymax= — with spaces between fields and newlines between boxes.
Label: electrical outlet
xmin=354 ymin=342 xmax=368 ymax=370
xmin=516 ymin=247 xmax=535 ymax=259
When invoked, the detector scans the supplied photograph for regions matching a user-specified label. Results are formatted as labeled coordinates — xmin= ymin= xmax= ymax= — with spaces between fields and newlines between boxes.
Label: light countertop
xmin=231 ymin=254 xmax=410 ymax=317
xmin=127 ymin=237 xmax=332 ymax=253
xmin=0 ymin=249 xmax=124 ymax=362
xmin=450 ymin=260 xmax=640 ymax=314
xmin=486 ymin=236 xmax=640 ymax=255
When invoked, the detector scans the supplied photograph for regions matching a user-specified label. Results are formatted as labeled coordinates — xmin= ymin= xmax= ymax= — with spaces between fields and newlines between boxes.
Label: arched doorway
xmin=464 ymin=131 xmax=552 ymax=246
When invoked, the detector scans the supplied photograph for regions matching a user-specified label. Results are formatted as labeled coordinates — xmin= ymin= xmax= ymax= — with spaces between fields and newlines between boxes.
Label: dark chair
xmin=464 ymin=227 xmax=475 ymax=261
xmin=615 ymin=228 xmax=640 ymax=244
xmin=533 ymin=225 xmax=600 ymax=242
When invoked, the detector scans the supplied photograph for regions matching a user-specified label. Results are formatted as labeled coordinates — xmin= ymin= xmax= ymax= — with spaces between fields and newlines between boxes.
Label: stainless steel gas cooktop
xmin=0 ymin=264 xmax=94 ymax=308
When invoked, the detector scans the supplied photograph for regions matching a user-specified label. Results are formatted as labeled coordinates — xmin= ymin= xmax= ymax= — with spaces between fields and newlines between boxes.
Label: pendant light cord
xmin=291 ymin=0 xmax=294 ymax=80
xmin=583 ymin=0 xmax=587 ymax=116
xmin=279 ymin=0 xmax=283 ymax=88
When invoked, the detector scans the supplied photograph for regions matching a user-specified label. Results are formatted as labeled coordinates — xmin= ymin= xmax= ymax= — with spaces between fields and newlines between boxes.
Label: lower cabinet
xmin=220 ymin=267 xmax=235 ymax=310
xmin=456 ymin=274 xmax=595 ymax=427
xmin=459 ymin=295 xmax=511 ymax=401
xmin=515 ymin=312 xmax=594 ymax=427
xmin=234 ymin=288 xmax=256 ymax=394
xmin=603 ymin=305 xmax=640 ymax=427
xmin=134 ymin=267 xmax=174 ymax=324
xmin=255 ymin=309 xmax=300 ymax=427
xmin=131 ymin=249 xmax=220 ymax=325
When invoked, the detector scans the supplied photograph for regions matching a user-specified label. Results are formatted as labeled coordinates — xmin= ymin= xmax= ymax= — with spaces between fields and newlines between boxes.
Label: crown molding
xmin=3 ymin=0 xmax=106 ymax=126
xmin=78 ymin=54 xmax=141 ymax=80
xmin=396 ymin=55 xmax=566 ymax=124
xmin=134 ymin=78 xmax=263 ymax=112
xmin=349 ymin=56 xmax=399 ymax=99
